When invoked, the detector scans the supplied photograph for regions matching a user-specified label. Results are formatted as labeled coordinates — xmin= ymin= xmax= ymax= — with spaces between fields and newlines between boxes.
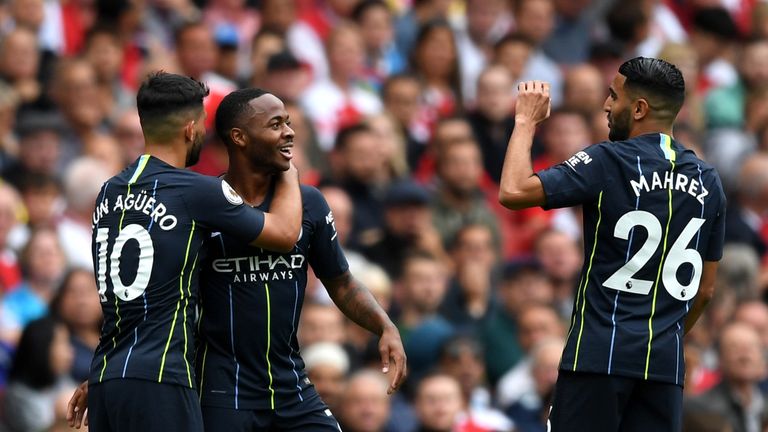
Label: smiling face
xmin=604 ymin=73 xmax=633 ymax=142
xmin=235 ymin=94 xmax=295 ymax=173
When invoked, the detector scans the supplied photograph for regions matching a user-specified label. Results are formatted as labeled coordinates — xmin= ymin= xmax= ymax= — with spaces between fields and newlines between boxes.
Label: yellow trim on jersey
xmin=265 ymin=282 xmax=276 ymax=410
xmin=159 ymin=220 xmax=196 ymax=382
xmin=181 ymin=253 xmax=199 ymax=388
xmin=573 ymin=191 xmax=603 ymax=370
xmin=646 ymin=136 xmax=676 ymax=379
xmin=101 ymin=155 xmax=150 ymax=381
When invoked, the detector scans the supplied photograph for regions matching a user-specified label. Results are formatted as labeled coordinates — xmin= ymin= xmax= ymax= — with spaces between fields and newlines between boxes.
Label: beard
xmin=185 ymin=133 xmax=205 ymax=167
xmin=608 ymin=106 xmax=632 ymax=142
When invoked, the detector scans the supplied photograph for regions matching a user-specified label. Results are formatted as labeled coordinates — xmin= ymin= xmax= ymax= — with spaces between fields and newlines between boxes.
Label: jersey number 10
xmin=95 ymin=224 xmax=155 ymax=303
xmin=602 ymin=210 xmax=705 ymax=301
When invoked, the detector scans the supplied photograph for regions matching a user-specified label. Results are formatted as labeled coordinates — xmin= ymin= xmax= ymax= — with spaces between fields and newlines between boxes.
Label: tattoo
xmin=322 ymin=271 xmax=389 ymax=336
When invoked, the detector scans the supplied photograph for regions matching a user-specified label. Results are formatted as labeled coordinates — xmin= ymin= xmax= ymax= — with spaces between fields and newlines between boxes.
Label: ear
xmin=633 ymin=99 xmax=650 ymax=121
xmin=184 ymin=120 xmax=196 ymax=142
xmin=229 ymin=127 xmax=247 ymax=148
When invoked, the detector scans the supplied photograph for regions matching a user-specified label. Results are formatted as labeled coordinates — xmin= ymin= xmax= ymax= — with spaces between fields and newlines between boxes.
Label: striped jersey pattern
xmin=196 ymin=185 xmax=349 ymax=410
xmin=536 ymin=133 xmax=726 ymax=385
xmin=90 ymin=155 xmax=265 ymax=387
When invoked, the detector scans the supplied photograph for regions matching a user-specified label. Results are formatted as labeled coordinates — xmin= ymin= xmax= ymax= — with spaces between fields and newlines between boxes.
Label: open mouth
xmin=278 ymin=143 xmax=294 ymax=159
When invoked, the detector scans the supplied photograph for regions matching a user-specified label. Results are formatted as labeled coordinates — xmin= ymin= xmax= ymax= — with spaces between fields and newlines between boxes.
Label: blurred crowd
xmin=0 ymin=0 xmax=765 ymax=431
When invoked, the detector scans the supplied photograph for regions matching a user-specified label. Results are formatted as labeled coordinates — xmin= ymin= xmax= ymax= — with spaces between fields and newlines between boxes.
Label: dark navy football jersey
xmin=536 ymin=133 xmax=726 ymax=385
xmin=196 ymin=185 xmax=349 ymax=410
xmin=90 ymin=155 xmax=265 ymax=388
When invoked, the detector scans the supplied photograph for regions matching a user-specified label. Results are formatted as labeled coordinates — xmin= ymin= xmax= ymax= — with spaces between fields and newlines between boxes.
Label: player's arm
xmin=322 ymin=271 xmax=407 ymax=394
xmin=498 ymin=81 xmax=550 ymax=210
xmin=685 ymin=261 xmax=718 ymax=334
xmin=66 ymin=380 xmax=88 ymax=429
xmin=249 ymin=164 xmax=302 ymax=252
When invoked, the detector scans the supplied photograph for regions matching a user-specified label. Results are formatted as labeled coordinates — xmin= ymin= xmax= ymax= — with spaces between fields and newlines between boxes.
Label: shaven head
xmin=136 ymin=72 xmax=209 ymax=142
xmin=214 ymin=87 xmax=270 ymax=148
xmin=618 ymin=57 xmax=685 ymax=123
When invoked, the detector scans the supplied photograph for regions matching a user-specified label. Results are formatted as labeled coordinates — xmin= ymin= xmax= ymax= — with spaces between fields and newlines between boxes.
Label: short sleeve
xmin=185 ymin=177 xmax=264 ymax=241
xmin=305 ymin=187 xmax=349 ymax=279
xmin=535 ymin=143 xmax=611 ymax=210
xmin=705 ymin=183 xmax=727 ymax=262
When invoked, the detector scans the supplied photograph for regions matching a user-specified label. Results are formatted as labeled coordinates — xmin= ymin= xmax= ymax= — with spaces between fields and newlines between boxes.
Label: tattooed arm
xmin=322 ymin=271 xmax=407 ymax=393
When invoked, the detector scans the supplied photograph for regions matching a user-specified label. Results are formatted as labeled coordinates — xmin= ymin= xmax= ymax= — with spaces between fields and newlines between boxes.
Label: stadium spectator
xmin=301 ymin=23 xmax=382 ymax=150
xmin=380 ymin=73 xmax=428 ymax=170
xmin=113 ymin=109 xmax=144 ymax=165
xmin=466 ymin=65 xmax=516 ymax=184
xmin=328 ymin=124 xmax=388 ymax=247
xmin=338 ymin=369 xmax=392 ymax=432
xmin=481 ymin=259 xmax=554 ymax=384
xmin=409 ymin=20 xmax=462 ymax=120
xmin=366 ymin=112 xmax=409 ymax=181
xmin=734 ymin=300 xmax=768 ymax=355
xmin=302 ymin=341 xmax=351 ymax=414
xmin=533 ymin=230 xmax=581 ymax=318
xmin=0 ymin=28 xmax=42 ymax=107
xmin=724 ymin=155 xmax=768 ymax=261
xmin=438 ymin=335 xmax=514 ymax=432
xmin=352 ymin=0 xmax=406 ymax=88
xmin=454 ymin=0 xmax=510 ymax=104
xmin=686 ymin=323 xmax=768 ymax=432
xmin=540 ymin=0 xmax=593 ymax=64
xmin=1 ymin=113 xmax=63 ymax=188
xmin=248 ymin=29 xmax=286 ymax=88
xmin=57 ymin=157 xmax=111 ymax=269
xmin=49 ymin=268 xmax=101 ymax=382
xmin=262 ymin=50 xmax=312 ymax=103
xmin=431 ymin=138 xmax=500 ymax=249
xmin=689 ymin=7 xmax=741 ymax=93
xmin=513 ymin=0 xmax=563 ymax=107
xmin=659 ymin=42 xmax=705 ymax=132
xmin=2 ymin=316 xmax=75 ymax=432
xmin=561 ymin=63 xmax=604 ymax=119
xmin=496 ymin=304 xmax=565 ymax=408
xmin=394 ymin=0 xmax=451 ymax=59
xmin=299 ymin=301 xmax=347 ymax=348
xmin=15 ymin=174 xmax=60 ymax=236
xmin=82 ymin=26 xmax=133 ymax=120
xmin=412 ymin=373 xmax=464 ymax=432
xmin=705 ymin=38 xmax=768 ymax=130
xmin=493 ymin=34 xmax=534 ymax=84
xmin=359 ymin=180 xmax=446 ymax=278
xmin=0 ymin=183 xmax=22 ymax=292
xmin=0 ymin=227 xmax=66 ymax=346
xmin=395 ymin=251 xmax=449 ymax=344
xmin=505 ymin=337 xmax=564 ymax=432
xmin=438 ymin=224 xmax=498 ymax=333
xmin=47 ymin=58 xmax=106 ymax=165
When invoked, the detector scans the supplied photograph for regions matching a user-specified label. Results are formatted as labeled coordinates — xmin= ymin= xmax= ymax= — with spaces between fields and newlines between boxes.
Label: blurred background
xmin=0 ymin=0 xmax=764 ymax=431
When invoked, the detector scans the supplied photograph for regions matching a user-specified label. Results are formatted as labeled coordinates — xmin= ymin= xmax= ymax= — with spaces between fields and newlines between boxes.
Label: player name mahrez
xmin=91 ymin=190 xmax=178 ymax=231
xmin=630 ymin=170 xmax=708 ymax=205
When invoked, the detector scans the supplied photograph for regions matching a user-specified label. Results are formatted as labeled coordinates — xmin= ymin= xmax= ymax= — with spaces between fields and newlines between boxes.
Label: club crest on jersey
xmin=221 ymin=180 xmax=244 ymax=205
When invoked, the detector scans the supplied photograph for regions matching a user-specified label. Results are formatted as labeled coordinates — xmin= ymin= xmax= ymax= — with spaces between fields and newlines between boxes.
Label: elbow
xmin=273 ymin=231 xmax=298 ymax=253
xmin=498 ymin=189 xmax=529 ymax=210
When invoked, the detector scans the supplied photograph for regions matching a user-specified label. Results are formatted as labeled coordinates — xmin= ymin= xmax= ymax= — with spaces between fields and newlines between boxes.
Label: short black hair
xmin=381 ymin=73 xmax=420 ymax=100
xmin=606 ymin=0 xmax=648 ymax=43
xmin=215 ymin=87 xmax=271 ymax=147
xmin=618 ymin=57 xmax=685 ymax=121
xmin=8 ymin=316 xmax=62 ymax=389
xmin=173 ymin=20 xmax=207 ymax=46
xmin=693 ymin=7 xmax=740 ymax=41
xmin=334 ymin=123 xmax=374 ymax=152
xmin=136 ymin=71 xmax=209 ymax=139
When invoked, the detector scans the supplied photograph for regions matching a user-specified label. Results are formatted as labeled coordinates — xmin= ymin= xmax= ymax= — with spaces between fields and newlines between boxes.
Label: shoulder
xmin=300 ymin=185 xmax=330 ymax=215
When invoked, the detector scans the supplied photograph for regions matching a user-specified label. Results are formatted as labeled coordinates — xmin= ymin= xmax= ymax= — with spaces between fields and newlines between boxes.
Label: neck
xmin=440 ymin=186 xmax=473 ymax=210
xmin=225 ymin=155 xmax=273 ymax=206
xmin=144 ymin=139 xmax=188 ymax=168
xmin=400 ymin=307 xmax=427 ymax=328
xmin=330 ymin=72 xmax=350 ymax=89
xmin=28 ymin=279 xmax=53 ymax=301
xmin=630 ymin=121 xmax=673 ymax=139
xmin=465 ymin=292 xmax=488 ymax=317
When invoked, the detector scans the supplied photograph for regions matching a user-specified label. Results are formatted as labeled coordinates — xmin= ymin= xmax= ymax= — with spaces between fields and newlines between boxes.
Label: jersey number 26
xmin=602 ymin=210 xmax=705 ymax=301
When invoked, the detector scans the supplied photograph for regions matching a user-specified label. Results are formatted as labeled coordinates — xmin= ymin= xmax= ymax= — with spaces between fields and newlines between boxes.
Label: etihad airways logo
xmin=212 ymin=254 xmax=305 ymax=272
xmin=212 ymin=254 xmax=305 ymax=282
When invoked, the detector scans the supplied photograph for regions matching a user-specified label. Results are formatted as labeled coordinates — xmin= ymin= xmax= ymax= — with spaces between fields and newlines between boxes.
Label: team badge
xmin=221 ymin=180 xmax=244 ymax=205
